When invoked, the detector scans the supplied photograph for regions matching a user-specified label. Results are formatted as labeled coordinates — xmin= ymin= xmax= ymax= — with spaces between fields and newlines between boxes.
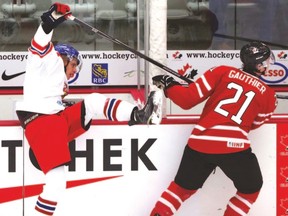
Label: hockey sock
xmin=150 ymin=181 xmax=197 ymax=216
xmin=103 ymin=98 xmax=135 ymax=121
xmin=34 ymin=166 xmax=66 ymax=215
xmin=224 ymin=190 xmax=260 ymax=216
xmin=84 ymin=93 xmax=135 ymax=125
xmin=35 ymin=196 xmax=57 ymax=215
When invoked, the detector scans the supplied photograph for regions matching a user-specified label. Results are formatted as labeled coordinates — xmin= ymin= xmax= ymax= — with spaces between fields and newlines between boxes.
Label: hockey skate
xmin=129 ymin=90 xmax=162 ymax=125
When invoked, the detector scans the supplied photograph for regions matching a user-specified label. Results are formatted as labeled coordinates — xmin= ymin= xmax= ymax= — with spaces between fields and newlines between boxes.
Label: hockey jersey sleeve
xmin=28 ymin=25 xmax=54 ymax=58
xmin=165 ymin=66 xmax=222 ymax=109
xmin=18 ymin=23 xmax=67 ymax=114
xmin=251 ymin=89 xmax=277 ymax=130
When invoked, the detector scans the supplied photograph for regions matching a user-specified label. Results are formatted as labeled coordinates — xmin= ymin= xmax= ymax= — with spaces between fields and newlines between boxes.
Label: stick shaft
xmin=276 ymin=94 xmax=288 ymax=99
xmin=68 ymin=15 xmax=193 ymax=84
xmin=68 ymin=14 xmax=288 ymax=100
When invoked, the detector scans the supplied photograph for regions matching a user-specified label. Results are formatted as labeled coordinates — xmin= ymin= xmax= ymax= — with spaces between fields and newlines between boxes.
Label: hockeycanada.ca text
xmin=0 ymin=53 xmax=28 ymax=61
xmin=81 ymin=52 xmax=138 ymax=60
xmin=186 ymin=51 xmax=240 ymax=60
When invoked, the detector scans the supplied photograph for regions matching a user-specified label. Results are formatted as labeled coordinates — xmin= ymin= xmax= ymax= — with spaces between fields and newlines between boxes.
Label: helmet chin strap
xmin=64 ymin=61 xmax=69 ymax=73
xmin=254 ymin=59 xmax=270 ymax=76
xmin=254 ymin=66 xmax=267 ymax=77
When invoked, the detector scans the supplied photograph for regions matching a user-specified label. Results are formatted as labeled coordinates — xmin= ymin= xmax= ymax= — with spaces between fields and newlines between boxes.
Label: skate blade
xmin=149 ymin=90 xmax=163 ymax=125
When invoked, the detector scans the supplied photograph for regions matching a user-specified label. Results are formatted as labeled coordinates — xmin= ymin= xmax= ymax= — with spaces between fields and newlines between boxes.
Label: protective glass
xmin=75 ymin=55 xmax=83 ymax=73
xmin=261 ymin=51 xmax=275 ymax=68
xmin=69 ymin=55 xmax=82 ymax=73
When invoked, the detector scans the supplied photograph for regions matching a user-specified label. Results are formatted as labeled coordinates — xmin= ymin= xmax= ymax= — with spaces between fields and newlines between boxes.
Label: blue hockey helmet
xmin=54 ymin=43 xmax=82 ymax=73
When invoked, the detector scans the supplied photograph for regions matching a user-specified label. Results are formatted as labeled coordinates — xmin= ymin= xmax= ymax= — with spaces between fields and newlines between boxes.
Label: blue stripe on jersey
xmin=36 ymin=200 xmax=56 ymax=211
xmin=30 ymin=42 xmax=52 ymax=57
xmin=107 ymin=98 xmax=116 ymax=120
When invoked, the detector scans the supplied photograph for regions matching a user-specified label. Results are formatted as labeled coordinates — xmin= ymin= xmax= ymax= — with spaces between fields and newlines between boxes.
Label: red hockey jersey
xmin=166 ymin=65 xmax=277 ymax=154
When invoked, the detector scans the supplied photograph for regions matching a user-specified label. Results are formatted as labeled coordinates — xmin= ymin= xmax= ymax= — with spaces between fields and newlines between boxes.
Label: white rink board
xmin=0 ymin=50 xmax=288 ymax=87
xmin=0 ymin=123 xmax=276 ymax=216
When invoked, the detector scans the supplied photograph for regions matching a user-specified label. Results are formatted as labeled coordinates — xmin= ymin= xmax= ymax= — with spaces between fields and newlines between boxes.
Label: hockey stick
xmin=67 ymin=14 xmax=193 ymax=84
xmin=276 ymin=94 xmax=288 ymax=99
xmin=67 ymin=15 xmax=288 ymax=101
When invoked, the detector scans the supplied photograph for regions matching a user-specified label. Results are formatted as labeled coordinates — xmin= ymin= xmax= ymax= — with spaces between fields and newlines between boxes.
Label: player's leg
xmin=150 ymin=146 xmax=216 ymax=216
xmin=219 ymin=148 xmax=263 ymax=216
xmin=83 ymin=93 xmax=134 ymax=123
xmin=223 ymin=191 xmax=260 ymax=216
xmin=33 ymin=166 xmax=66 ymax=216
xmin=150 ymin=181 xmax=197 ymax=216
xmin=62 ymin=95 xmax=138 ymax=141
xmin=24 ymin=115 xmax=71 ymax=215
xmin=83 ymin=91 xmax=162 ymax=125
xmin=63 ymin=91 xmax=162 ymax=141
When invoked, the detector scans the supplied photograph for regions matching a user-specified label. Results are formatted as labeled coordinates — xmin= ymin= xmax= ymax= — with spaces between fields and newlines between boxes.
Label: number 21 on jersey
xmin=214 ymin=82 xmax=256 ymax=124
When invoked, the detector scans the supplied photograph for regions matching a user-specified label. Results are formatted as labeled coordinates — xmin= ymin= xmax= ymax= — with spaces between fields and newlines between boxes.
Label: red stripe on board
xmin=0 ymin=175 xmax=122 ymax=204
xmin=66 ymin=175 xmax=122 ymax=188
xmin=0 ymin=184 xmax=44 ymax=203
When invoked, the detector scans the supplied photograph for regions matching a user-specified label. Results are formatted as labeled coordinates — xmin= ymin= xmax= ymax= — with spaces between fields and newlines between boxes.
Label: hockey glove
xmin=152 ymin=75 xmax=180 ymax=96
xmin=128 ymin=91 xmax=162 ymax=126
xmin=41 ymin=3 xmax=71 ymax=34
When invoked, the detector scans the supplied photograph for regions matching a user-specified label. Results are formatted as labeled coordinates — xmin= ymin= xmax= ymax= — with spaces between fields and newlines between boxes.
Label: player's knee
xmin=237 ymin=190 xmax=261 ymax=204
xmin=169 ymin=181 xmax=197 ymax=201
xmin=84 ymin=93 xmax=107 ymax=107
xmin=237 ymin=177 xmax=263 ymax=194
xmin=84 ymin=93 xmax=107 ymax=115
xmin=41 ymin=166 xmax=67 ymax=201
xmin=174 ymin=175 xmax=204 ymax=191
xmin=42 ymin=179 xmax=66 ymax=199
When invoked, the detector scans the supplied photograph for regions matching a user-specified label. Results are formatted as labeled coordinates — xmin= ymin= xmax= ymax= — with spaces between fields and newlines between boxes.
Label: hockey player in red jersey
xmin=15 ymin=3 xmax=161 ymax=216
xmin=150 ymin=41 xmax=277 ymax=216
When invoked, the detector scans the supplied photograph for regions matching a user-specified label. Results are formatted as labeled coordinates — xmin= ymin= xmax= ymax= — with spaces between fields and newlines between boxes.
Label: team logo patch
xmin=227 ymin=141 xmax=244 ymax=148
xmin=92 ymin=63 xmax=108 ymax=84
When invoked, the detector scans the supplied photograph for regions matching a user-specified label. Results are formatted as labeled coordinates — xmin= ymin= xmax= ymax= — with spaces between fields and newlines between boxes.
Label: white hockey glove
xmin=41 ymin=3 xmax=71 ymax=34
xmin=129 ymin=91 xmax=162 ymax=125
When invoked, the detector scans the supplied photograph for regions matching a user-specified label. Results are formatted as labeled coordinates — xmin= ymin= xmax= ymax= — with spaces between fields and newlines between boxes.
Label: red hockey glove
xmin=41 ymin=2 xmax=71 ymax=34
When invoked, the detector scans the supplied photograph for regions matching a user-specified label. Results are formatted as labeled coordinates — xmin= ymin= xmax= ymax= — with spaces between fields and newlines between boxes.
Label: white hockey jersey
xmin=16 ymin=25 xmax=68 ymax=114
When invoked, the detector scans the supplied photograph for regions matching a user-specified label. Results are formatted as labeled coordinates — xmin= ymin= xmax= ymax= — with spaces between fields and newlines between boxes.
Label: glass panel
xmin=0 ymin=0 xmax=287 ymax=51
xmin=209 ymin=0 xmax=288 ymax=50
xmin=0 ymin=0 xmax=141 ymax=51
xmin=167 ymin=0 xmax=214 ymax=50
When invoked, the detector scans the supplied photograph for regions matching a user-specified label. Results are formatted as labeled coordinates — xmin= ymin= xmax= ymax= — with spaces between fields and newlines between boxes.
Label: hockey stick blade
xmin=67 ymin=15 xmax=193 ymax=84
xmin=276 ymin=94 xmax=288 ymax=99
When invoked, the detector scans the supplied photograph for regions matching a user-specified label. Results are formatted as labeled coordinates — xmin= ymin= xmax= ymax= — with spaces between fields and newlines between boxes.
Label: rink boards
xmin=0 ymin=119 xmax=287 ymax=216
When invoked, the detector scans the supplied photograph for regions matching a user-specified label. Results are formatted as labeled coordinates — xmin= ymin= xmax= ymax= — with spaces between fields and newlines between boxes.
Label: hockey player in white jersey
xmin=15 ymin=3 xmax=162 ymax=215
